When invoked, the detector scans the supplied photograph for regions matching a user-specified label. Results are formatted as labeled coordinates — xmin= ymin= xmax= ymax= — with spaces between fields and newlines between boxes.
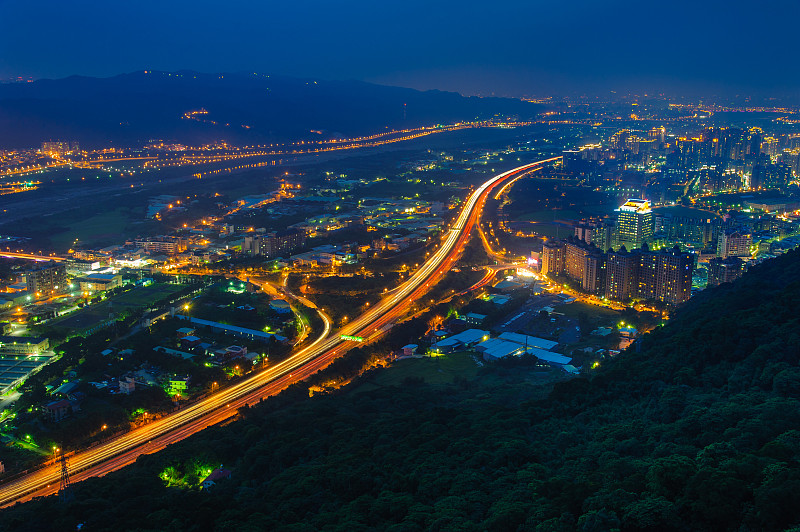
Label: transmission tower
xmin=58 ymin=448 xmax=73 ymax=503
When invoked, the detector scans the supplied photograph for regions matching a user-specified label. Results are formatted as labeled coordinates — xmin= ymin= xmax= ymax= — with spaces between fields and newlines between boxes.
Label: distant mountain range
xmin=0 ymin=71 xmax=542 ymax=148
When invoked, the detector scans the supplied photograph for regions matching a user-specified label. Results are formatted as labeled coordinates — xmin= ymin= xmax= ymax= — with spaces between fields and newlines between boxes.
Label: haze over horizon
xmin=2 ymin=0 xmax=798 ymax=98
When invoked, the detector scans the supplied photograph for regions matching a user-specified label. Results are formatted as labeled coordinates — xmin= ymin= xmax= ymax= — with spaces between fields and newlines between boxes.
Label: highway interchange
xmin=0 ymin=157 xmax=560 ymax=508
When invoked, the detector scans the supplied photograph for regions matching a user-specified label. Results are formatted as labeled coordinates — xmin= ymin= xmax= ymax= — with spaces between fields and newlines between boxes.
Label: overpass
xmin=0 ymin=252 xmax=65 ymax=262
xmin=0 ymin=157 xmax=561 ymax=507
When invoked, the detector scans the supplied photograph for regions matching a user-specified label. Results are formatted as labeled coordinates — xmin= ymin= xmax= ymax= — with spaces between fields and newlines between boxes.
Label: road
xmin=0 ymin=157 xmax=561 ymax=508
xmin=238 ymin=274 xmax=321 ymax=347
xmin=0 ymin=252 xmax=65 ymax=262
xmin=457 ymin=265 xmax=514 ymax=297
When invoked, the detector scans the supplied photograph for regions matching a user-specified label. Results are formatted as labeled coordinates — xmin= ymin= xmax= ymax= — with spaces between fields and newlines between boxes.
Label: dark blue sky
xmin=1 ymin=0 xmax=797 ymax=96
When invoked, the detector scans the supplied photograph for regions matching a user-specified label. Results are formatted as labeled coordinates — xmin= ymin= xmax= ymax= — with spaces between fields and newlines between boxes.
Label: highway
xmin=0 ymin=157 xmax=560 ymax=508
xmin=238 ymin=273 xmax=320 ymax=347
xmin=0 ymin=252 xmax=65 ymax=262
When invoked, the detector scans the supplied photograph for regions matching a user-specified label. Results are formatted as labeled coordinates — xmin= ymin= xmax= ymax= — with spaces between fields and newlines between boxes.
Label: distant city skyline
xmin=1 ymin=0 xmax=798 ymax=98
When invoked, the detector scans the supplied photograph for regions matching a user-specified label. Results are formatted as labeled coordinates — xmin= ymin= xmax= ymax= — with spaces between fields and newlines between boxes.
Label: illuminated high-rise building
xmin=242 ymin=230 xmax=306 ymax=257
xmin=746 ymin=127 xmax=763 ymax=157
xmin=541 ymin=240 xmax=565 ymax=277
xmin=637 ymin=250 xmax=659 ymax=301
xmin=780 ymin=148 xmax=800 ymax=177
xmin=761 ymin=136 xmax=780 ymax=157
xmin=649 ymin=126 xmax=666 ymax=145
xmin=582 ymin=251 xmax=605 ymax=294
xmin=41 ymin=140 xmax=79 ymax=156
xmin=574 ymin=217 xmax=614 ymax=252
xmin=603 ymin=245 xmax=694 ymax=306
xmin=564 ymin=241 xmax=590 ymax=281
xmin=609 ymin=129 xmax=630 ymax=150
xmin=653 ymin=246 xmax=693 ymax=306
xmin=605 ymin=247 xmax=638 ymax=302
xmin=717 ymin=230 xmax=752 ymax=259
xmin=615 ymin=199 xmax=653 ymax=249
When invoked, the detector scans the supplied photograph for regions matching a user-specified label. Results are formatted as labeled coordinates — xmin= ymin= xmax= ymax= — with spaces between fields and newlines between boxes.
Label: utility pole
xmin=58 ymin=447 xmax=73 ymax=503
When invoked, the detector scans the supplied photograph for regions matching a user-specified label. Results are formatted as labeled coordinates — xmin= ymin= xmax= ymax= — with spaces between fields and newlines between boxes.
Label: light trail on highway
xmin=0 ymin=156 xmax=560 ymax=508
xmin=0 ymin=252 xmax=65 ymax=262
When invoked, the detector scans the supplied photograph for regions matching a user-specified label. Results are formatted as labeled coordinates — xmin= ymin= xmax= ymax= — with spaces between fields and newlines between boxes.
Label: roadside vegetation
xmin=4 ymin=249 xmax=800 ymax=530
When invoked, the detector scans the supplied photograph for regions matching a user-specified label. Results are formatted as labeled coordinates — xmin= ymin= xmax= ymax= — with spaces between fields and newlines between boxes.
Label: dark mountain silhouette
xmin=0 ymin=71 xmax=541 ymax=148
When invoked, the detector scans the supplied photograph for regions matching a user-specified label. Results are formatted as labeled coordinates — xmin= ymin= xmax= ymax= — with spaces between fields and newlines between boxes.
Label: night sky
xmin=1 ymin=0 xmax=797 ymax=97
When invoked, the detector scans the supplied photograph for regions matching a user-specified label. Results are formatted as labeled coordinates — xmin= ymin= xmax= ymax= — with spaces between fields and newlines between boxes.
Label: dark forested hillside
xmin=3 ymin=250 xmax=800 ymax=531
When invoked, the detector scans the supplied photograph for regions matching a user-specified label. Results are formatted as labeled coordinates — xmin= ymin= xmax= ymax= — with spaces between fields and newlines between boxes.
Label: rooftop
xmin=529 ymin=349 xmax=572 ymax=365
xmin=175 ymin=315 xmax=287 ymax=342
xmin=84 ymin=273 xmax=119 ymax=281
xmin=476 ymin=338 xmax=526 ymax=359
xmin=497 ymin=332 xmax=558 ymax=351
xmin=618 ymin=198 xmax=652 ymax=213
xmin=0 ymin=336 xmax=48 ymax=345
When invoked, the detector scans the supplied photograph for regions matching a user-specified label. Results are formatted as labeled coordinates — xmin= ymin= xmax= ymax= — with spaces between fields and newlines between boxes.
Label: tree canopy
xmin=3 ymin=249 xmax=800 ymax=531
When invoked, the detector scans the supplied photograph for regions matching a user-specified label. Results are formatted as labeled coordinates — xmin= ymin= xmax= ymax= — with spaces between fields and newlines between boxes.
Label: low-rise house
xmin=51 ymin=381 xmax=80 ymax=397
xmin=400 ymin=344 xmax=418 ymax=357
xmin=44 ymin=399 xmax=72 ymax=422
xmin=176 ymin=327 xmax=196 ymax=339
xmin=180 ymin=336 xmax=201 ymax=348
xmin=243 ymin=352 xmax=260 ymax=365
xmin=201 ymin=467 xmax=232 ymax=490
xmin=224 ymin=345 xmax=247 ymax=360
xmin=167 ymin=376 xmax=190 ymax=398
xmin=484 ymin=295 xmax=510 ymax=306
xmin=269 ymin=299 xmax=292 ymax=314
xmin=154 ymin=346 xmax=196 ymax=360
xmin=119 ymin=376 xmax=135 ymax=394
xmin=463 ymin=313 xmax=487 ymax=326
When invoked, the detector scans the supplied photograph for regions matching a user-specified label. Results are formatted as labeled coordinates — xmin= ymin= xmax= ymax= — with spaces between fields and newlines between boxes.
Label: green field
xmin=355 ymin=351 xmax=481 ymax=390
xmin=511 ymin=221 xmax=571 ymax=238
xmin=49 ymin=207 xmax=152 ymax=249
xmin=352 ymin=350 xmax=568 ymax=403
xmin=516 ymin=209 xmax=582 ymax=222
xmin=111 ymin=284 xmax=186 ymax=306
xmin=45 ymin=283 xmax=186 ymax=333
xmin=553 ymin=301 xmax=620 ymax=323
xmin=652 ymin=205 xmax=720 ymax=219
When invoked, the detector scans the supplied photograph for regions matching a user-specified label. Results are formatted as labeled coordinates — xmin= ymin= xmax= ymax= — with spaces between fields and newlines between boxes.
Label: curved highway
xmin=0 ymin=157 xmax=560 ymax=508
